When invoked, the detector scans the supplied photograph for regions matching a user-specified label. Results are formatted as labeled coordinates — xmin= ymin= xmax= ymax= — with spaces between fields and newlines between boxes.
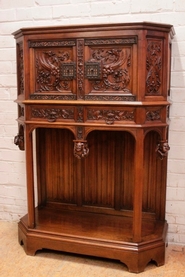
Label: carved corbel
xmin=155 ymin=140 xmax=170 ymax=160
xmin=14 ymin=125 xmax=25 ymax=151
xmin=73 ymin=140 xmax=89 ymax=159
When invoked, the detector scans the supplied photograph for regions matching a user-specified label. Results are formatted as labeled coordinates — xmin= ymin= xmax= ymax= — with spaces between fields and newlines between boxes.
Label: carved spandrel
xmin=146 ymin=40 xmax=163 ymax=95
xmin=88 ymin=109 xmax=135 ymax=125
xmin=35 ymin=48 xmax=75 ymax=92
xmin=86 ymin=47 xmax=131 ymax=94
xmin=31 ymin=108 xmax=74 ymax=122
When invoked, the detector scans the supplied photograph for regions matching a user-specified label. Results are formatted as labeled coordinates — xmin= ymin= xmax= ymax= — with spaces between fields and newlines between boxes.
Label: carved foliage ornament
xmin=31 ymin=108 xmax=74 ymax=122
xmin=88 ymin=109 xmax=134 ymax=125
xmin=146 ymin=40 xmax=162 ymax=95
xmin=35 ymin=49 xmax=74 ymax=92
xmin=86 ymin=48 xmax=131 ymax=93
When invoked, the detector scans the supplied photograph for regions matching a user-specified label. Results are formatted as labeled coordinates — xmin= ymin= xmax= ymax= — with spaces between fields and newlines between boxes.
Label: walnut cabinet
xmin=13 ymin=22 xmax=174 ymax=273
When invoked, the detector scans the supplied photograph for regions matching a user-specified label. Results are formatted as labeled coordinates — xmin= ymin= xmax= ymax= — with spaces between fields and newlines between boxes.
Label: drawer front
xmin=28 ymin=105 xmax=75 ymax=122
xmin=85 ymin=106 xmax=135 ymax=125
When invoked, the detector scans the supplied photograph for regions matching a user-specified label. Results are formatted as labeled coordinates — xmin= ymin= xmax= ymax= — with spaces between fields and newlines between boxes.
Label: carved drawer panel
xmin=29 ymin=105 xmax=75 ymax=122
xmin=86 ymin=106 xmax=135 ymax=125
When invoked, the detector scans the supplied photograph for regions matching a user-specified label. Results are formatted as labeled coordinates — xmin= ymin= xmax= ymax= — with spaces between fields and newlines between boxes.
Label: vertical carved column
xmin=77 ymin=39 xmax=84 ymax=99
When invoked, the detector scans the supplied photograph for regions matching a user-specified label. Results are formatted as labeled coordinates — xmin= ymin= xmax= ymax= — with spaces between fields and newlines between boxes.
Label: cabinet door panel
xmin=29 ymin=41 xmax=77 ymax=100
xmin=84 ymin=37 xmax=137 ymax=101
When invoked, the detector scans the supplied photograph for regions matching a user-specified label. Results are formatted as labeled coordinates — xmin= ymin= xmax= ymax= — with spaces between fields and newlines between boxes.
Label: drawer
xmin=85 ymin=106 xmax=136 ymax=125
xmin=28 ymin=105 xmax=75 ymax=123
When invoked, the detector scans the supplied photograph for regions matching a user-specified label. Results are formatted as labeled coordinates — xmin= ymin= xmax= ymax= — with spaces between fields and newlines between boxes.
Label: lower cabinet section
xmin=18 ymin=206 xmax=167 ymax=273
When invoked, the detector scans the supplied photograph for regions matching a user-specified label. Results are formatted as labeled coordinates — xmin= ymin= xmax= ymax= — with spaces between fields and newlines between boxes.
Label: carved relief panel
xmin=29 ymin=41 xmax=77 ymax=100
xmin=84 ymin=38 xmax=137 ymax=101
xmin=146 ymin=39 xmax=163 ymax=96
xmin=17 ymin=42 xmax=24 ymax=96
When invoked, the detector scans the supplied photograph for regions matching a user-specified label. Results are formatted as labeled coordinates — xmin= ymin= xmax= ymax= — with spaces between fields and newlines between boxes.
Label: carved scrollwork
xmin=155 ymin=140 xmax=170 ymax=160
xmin=14 ymin=125 xmax=24 ymax=151
xmin=31 ymin=108 xmax=74 ymax=122
xmin=73 ymin=140 xmax=89 ymax=159
xmin=146 ymin=40 xmax=162 ymax=95
xmin=88 ymin=109 xmax=134 ymax=125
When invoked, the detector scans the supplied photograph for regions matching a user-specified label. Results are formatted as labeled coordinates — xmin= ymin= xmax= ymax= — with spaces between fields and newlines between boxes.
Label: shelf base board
xmin=18 ymin=208 xmax=167 ymax=273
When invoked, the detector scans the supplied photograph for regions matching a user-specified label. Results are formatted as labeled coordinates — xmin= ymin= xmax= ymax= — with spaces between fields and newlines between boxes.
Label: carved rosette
xmin=155 ymin=140 xmax=170 ymax=160
xmin=146 ymin=40 xmax=162 ymax=95
xmin=88 ymin=109 xmax=134 ymax=125
xmin=73 ymin=140 xmax=89 ymax=159
xmin=31 ymin=108 xmax=74 ymax=122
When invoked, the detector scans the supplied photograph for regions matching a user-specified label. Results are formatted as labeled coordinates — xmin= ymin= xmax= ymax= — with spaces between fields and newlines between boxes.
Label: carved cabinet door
xmin=29 ymin=40 xmax=77 ymax=100
xmin=84 ymin=37 xmax=138 ymax=101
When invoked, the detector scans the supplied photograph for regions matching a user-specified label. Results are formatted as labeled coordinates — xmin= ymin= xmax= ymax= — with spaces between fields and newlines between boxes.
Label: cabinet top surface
xmin=12 ymin=21 xmax=175 ymax=38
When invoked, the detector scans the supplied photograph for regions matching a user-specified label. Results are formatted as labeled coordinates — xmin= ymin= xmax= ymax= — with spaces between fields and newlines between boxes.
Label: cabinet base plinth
xmin=18 ymin=208 xmax=167 ymax=273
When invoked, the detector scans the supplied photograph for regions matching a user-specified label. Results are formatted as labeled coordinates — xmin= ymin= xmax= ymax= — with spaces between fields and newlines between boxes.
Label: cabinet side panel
xmin=143 ymin=131 xmax=165 ymax=218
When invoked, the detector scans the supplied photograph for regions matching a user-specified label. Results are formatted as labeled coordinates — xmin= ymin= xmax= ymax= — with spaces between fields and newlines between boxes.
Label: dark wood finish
xmin=13 ymin=22 xmax=174 ymax=273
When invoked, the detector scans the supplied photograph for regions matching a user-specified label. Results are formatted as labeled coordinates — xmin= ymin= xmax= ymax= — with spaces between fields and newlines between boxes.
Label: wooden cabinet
xmin=13 ymin=22 xmax=174 ymax=273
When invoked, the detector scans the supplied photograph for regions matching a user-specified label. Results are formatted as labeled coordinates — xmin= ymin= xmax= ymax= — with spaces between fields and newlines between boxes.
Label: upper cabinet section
xmin=13 ymin=22 xmax=175 ymax=102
